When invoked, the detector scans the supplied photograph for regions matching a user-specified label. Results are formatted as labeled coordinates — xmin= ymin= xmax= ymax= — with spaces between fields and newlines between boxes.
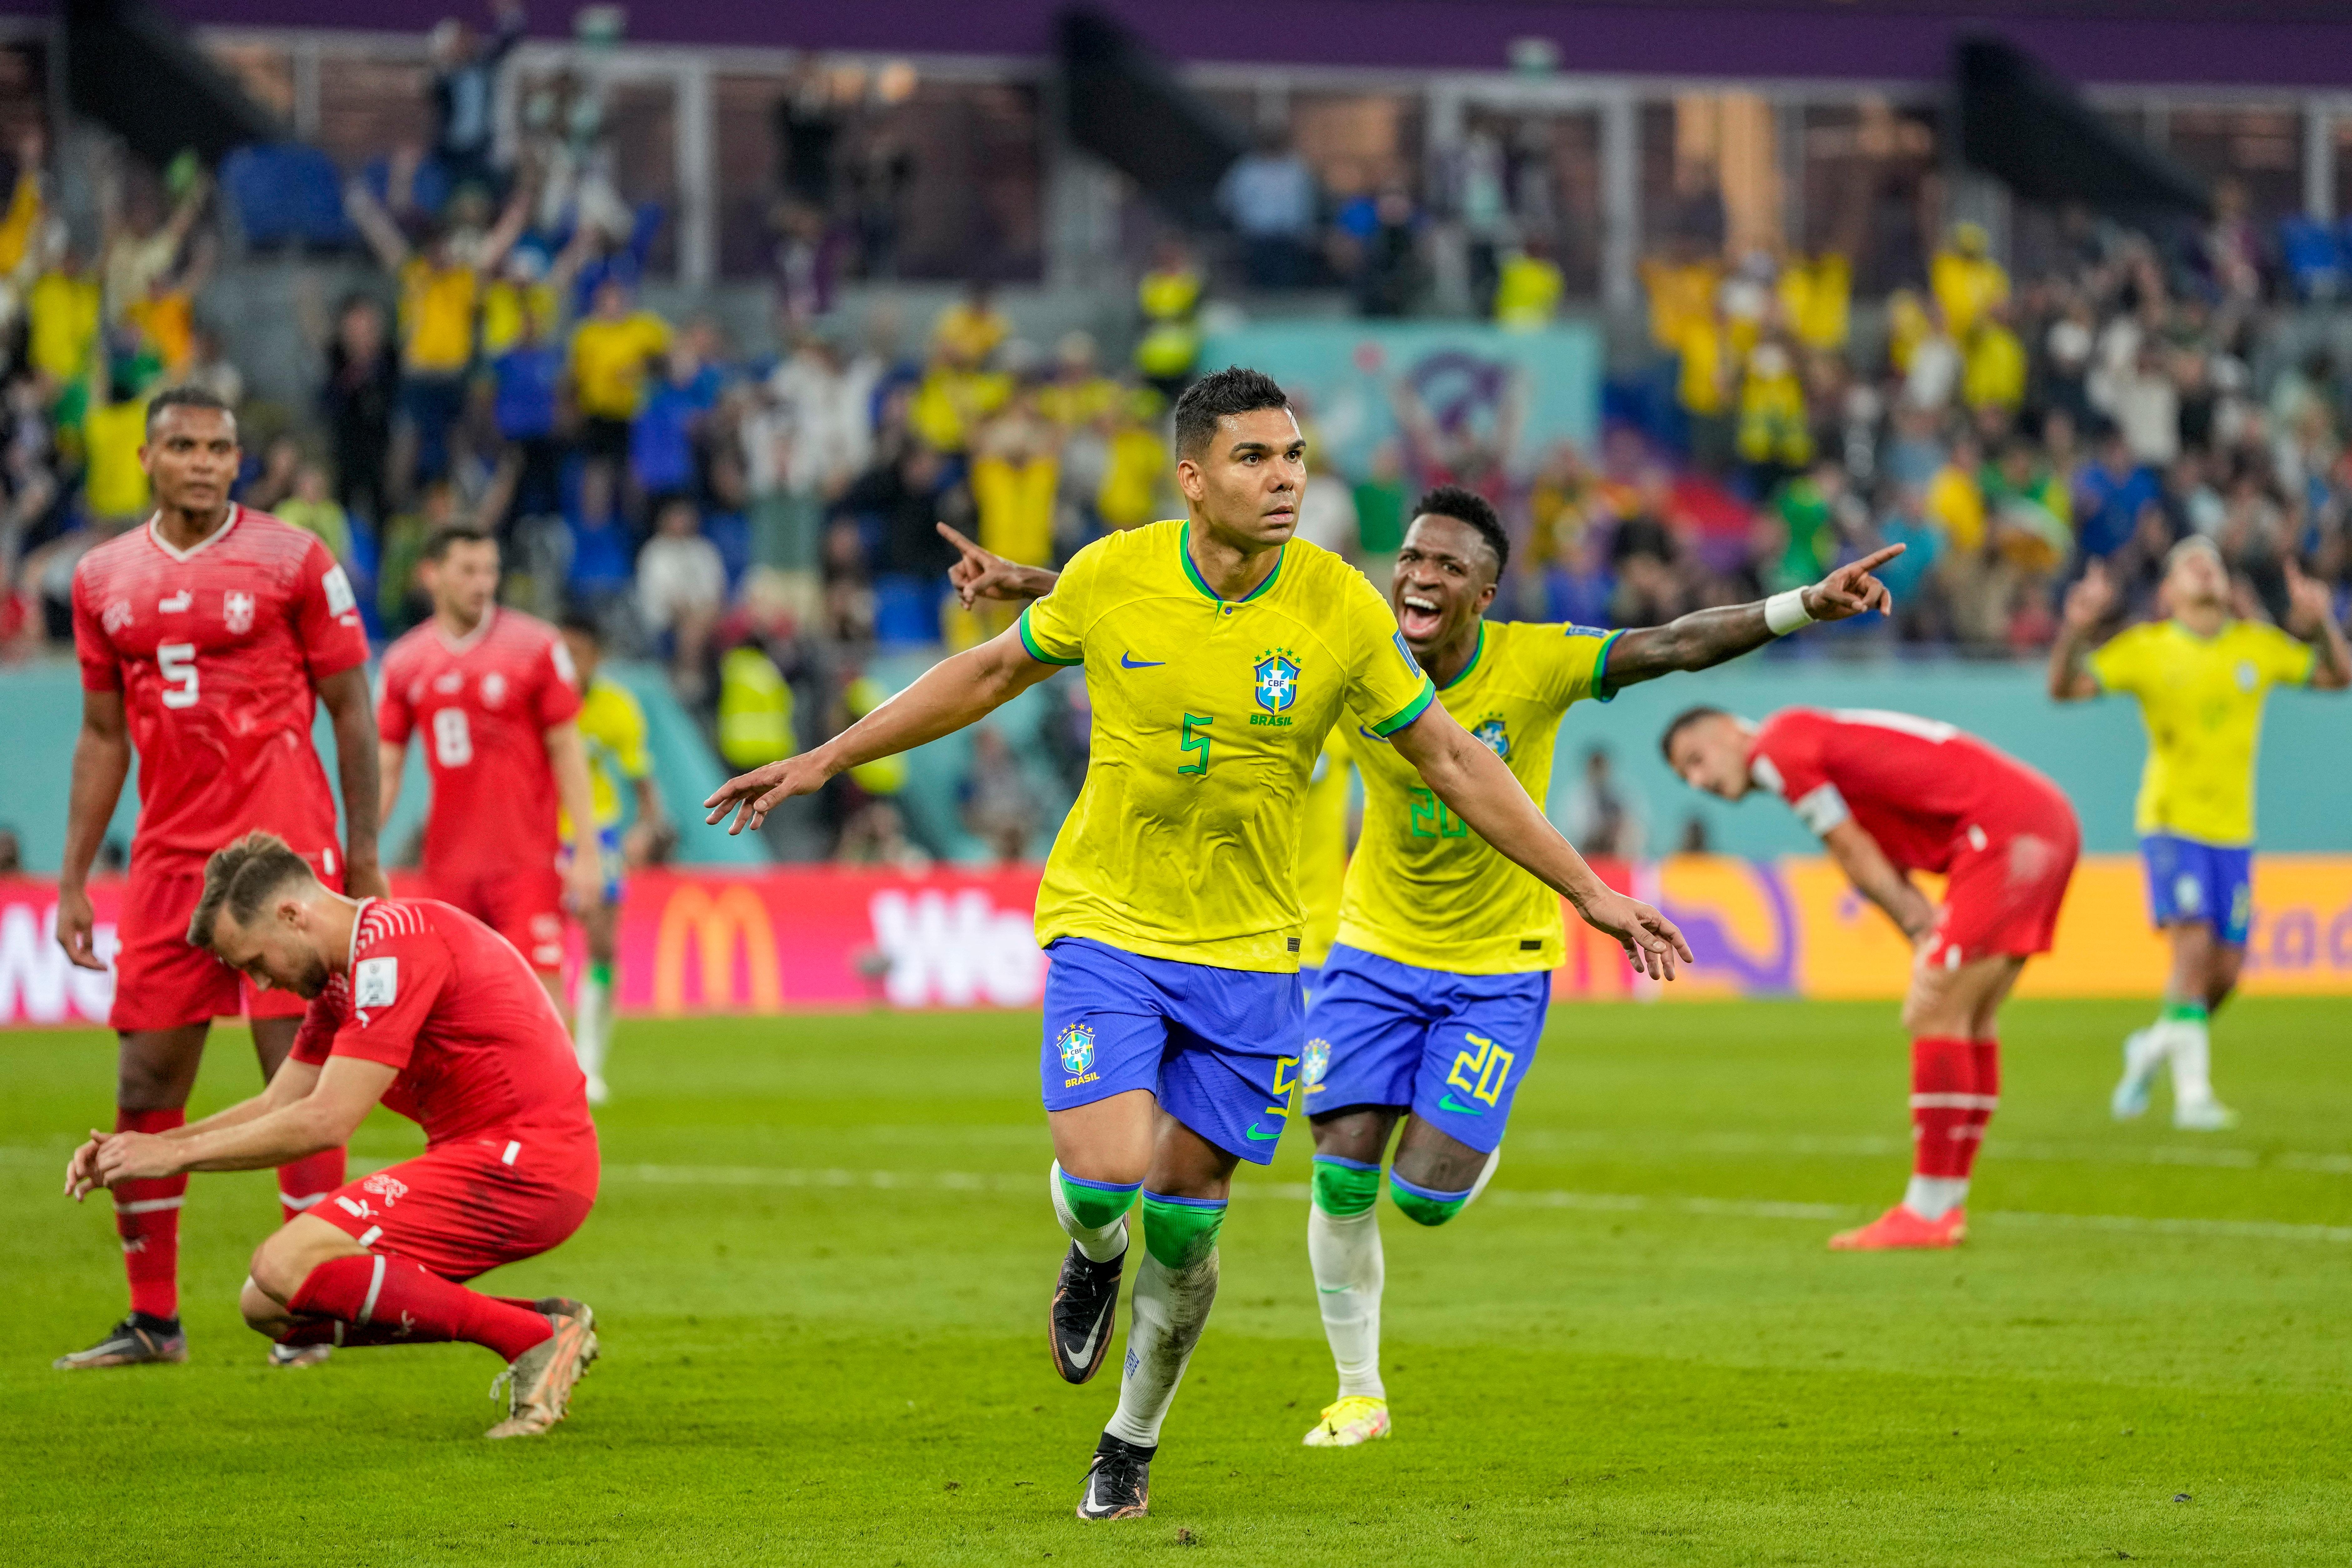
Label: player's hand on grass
xmin=1804 ymin=545 xmax=1903 ymax=622
xmin=704 ymin=754 xmax=830 ymax=835
xmin=53 ymin=885 xmax=106 ymax=972
xmin=1578 ymin=890 xmax=1695 ymax=981
xmin=937 ymin=522 xmax=1041 ymax=607
xmin=63 ymin=1131 xmax=107 ymax=1201
xmin=2061 ymin=560 xmax=2115 ymax=632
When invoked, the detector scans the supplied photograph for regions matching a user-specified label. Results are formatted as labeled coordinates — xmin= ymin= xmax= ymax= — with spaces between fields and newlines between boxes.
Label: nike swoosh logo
xmin=1438 ymin=1094 xmax=1483 ymax=1115
xmin=1063 ymin=1300 xmax=1111 ymax=1367
xmin=1120 ymin=653 xmax=1166 ymax=668
xmin=1244 ymin=1123 xmax=1283 ymax=1141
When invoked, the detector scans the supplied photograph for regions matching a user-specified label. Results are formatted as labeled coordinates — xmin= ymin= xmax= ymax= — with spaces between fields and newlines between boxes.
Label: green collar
xmin=1180 ymin=521 xmax=1284 ymax=605
xmin=1438 ymin=621 xmax=1486 ymax=690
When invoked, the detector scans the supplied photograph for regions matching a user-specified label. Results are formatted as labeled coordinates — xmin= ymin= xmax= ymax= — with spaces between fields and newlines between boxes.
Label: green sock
xmin=1139 ymin=1191 xmax=1226 ymax=1270
xmin=2162 ymin=999 xmax=2209 ymax=1025
xmin=1311 ymin=1156 xmax=1381 ymax=1218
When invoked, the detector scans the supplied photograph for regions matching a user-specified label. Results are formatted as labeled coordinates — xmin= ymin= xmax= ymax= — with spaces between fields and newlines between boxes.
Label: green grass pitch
xmin=4 ymin=997 xmax=2349 ymax=1565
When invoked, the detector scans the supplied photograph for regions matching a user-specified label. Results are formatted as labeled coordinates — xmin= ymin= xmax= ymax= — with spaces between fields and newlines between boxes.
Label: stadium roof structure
xmin=105 ymin=0 xmax=2352 ymax=89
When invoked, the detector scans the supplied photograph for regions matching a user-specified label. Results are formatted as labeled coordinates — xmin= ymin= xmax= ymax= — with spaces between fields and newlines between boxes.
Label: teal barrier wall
xmin=0 ymin=657 xmax=766 ymax=872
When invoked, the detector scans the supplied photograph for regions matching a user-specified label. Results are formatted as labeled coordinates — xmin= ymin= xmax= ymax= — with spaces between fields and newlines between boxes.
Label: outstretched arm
xmin=1821 ymin=819 xmax=1936 ymax=942
xmin=1388 ymin=706 xmax=1693 ymax=979
xmin=705 ymin=626 xmax=1060 ymax=833
xmin=2048 ymin=561 xmax=2114 ymax=702
xmin=1605 ymin=545 xmax=1901 ymax=689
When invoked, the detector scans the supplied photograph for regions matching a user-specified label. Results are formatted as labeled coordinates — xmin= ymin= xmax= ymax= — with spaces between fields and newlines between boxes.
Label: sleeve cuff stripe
xmin=1016 ymin=608 xmax=1083 ymax=666
xmin=1593 ymin=628 xmax=1626 ymax=702
xmin=1369 ymin=679 xmax=1437 ymax=737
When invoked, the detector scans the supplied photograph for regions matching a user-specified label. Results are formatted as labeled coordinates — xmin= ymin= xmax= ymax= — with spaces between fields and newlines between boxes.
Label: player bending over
xmin=2048 ymin=537 xmax=2349 ymax=1128
xmin=56 ymin=385 xmax=383 ymax=1371
xmin=557 ymin=612 xmax=671 ymax=1104
xmin=379 ymin=525 xmax=603 ymax=1012
xmin=709 ymin=369 xmax=1690 ymax=1521
xmin=66 ymin=833 xmax=602 ymax=1438
xmin=1664 ymin=705 xmax=2079 ymax=1249
xmin=945 ymin=489 xmax=1899 ymax=1446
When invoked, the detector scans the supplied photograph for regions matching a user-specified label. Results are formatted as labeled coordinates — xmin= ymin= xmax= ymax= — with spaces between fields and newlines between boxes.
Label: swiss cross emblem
xmin=101 ymin=598 xmax=133 ymax=634
xmin=481 ymin=671 xmax=508 ymax=708
xmin=222 ymin=591 xmax=255 ymax=634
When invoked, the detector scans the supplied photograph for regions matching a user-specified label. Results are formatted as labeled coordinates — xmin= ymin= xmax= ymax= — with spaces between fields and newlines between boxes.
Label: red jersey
xmin=1747 ymin=707 xmax=2066 ymax=874
xmin=378 ymin=608 xmax=581 ymax=877
xmin=71 ymin=507 xmax=369 ymax=863
xmin=292 ymin=897 xmax=597 ymax=1197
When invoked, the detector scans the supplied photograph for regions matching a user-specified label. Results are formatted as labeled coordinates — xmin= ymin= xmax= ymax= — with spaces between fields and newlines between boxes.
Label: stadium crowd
xmin=1 ymin=47 xmax=2349 ymax=860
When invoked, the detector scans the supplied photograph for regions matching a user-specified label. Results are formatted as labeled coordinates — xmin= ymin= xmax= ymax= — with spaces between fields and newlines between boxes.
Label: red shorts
xmin=1922 ymin=790 xmax=2082 ymax=970
xmin=112 ymin=847 xmax=344 ymax=1031
xmin=427 ymin=863 xmax=565 ymax=975
xmin=313 ymin=1137 xmax=598 ymax=1284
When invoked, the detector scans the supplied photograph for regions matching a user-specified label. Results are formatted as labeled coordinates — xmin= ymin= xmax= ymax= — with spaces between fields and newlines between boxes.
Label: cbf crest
xmin=1252 ymin=647 xmax=1301 ymax=727
xmin=1301 ymin=1036 xmax=1331 ymax=1088
xmin=222 ymin=591 xmax=254 ymax=635
xmin=1471 ymin=711 xmax=1510 ymax=759
xmin=1055 ymin=1021 xmax=1096 ymax=1077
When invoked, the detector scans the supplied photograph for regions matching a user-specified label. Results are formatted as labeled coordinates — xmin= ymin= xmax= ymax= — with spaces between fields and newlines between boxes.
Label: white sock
xmin=1307 ymin=1203 xmax=1384 ymax=1400
xmin=2168 ymin=1017 xmax=2216 ymax=1103
xmin=1103 ymin=1248 xmax=1218 ymax=1448
xmin=1904 ymin=1175 xmax=1969 ymax=1220
xmin=1049 ymin=1160 xmax=1131 ymax=1264
xmin=574 ymin=971 xmax=611 ymax=1082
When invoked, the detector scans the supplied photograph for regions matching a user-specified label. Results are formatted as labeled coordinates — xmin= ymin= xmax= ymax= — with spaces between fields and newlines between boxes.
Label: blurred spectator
xmin=0 ymin=824 xmax=19 ymax=874
xmin=429 ymin=2 xmax=527 ymax=199
xmin=1930 ymin=221 xmax=2008 ymax=340
xmin=568 ymin=276 xmax=671 ymax=528
xmin=637 ymin=496 xmax=726 ymax=701
xmin=2075 ymin=428 xmax=2159 ymax=561
xmin=275 ymin=460 xmax=354 ymax=568
xmin=971 ymin=392 xmax=1059 ymax=569
xmin=960 ymin=726 xmax=1041 ymax=864
xmin=1134 ymin=239 xmax=1204 ymax=400
xmin=1563 ymin=746 xmax=1644 ymax=860
xmin=1492 ymin=239 xmax=1562 ymax=331
xmin=1219 ymin=130 xmax=1318 ymax=290
xmin=310 ymin=289 xmax=400 ymax=529
xmin=1349 ymin=183 xmax=1425 ymax=318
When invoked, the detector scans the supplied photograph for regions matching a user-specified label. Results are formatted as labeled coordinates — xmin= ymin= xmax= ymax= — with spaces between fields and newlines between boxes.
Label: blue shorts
xmin=1302 ymin=944 xmax=1550 ymax=1155
xmin=560 ymin=827 xmax=625 ymax=905
xmin=1039 ymin=938 xmax=1303 ymax=1164
xmin=2141 ymin=834 xmax=2253 ymax=947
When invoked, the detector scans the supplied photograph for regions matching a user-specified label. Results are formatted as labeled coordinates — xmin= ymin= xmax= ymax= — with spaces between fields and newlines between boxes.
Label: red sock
xmin=1910 ymin=1037 xmax=1975 ymax=1181
xmin=1958 ymin=1039 xmax=2000 ymax=1180
xmin=115 ymin=1108 xmax=187 ymax=1320
xmin=288 ymin=1255 xmax=554 ymax=1362
xmin=276 ymin=1146 xmax=346 ymax=1225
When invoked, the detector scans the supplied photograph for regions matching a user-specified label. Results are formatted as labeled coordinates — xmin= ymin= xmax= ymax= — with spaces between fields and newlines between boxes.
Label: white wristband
xmin=1765 ymin=589 xmax=1814 ymax=636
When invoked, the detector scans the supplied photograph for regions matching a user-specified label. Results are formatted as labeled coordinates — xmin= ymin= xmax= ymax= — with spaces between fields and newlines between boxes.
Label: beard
xmin=284 ymin=951 xmax=332 ymax=999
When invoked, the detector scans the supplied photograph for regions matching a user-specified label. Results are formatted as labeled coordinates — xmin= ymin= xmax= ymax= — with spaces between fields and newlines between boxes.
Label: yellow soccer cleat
xmin=1302 ymin=1395 xmax=1391 ymax=1447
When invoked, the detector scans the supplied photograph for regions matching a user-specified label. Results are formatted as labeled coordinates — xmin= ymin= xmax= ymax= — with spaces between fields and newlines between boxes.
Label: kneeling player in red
xmin=1663 ymin=706 xmax=2080 ymax=1249
xmin=64 ymin=833 xmax=602 ymax=1437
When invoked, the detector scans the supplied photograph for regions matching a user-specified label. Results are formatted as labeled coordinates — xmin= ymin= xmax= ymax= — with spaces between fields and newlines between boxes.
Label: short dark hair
xmin=558 ymin=609 xmax=603 ymax=643
xmin=422 ymin=523 xmax=497 ymax=563
xmin=144 ymin=384 xmax=236 ymax=434
xmin=1411 ymin=485 xmax=1510 ymax=579
xmin=187 ymin=831 xmax=316 ymax=950
xmin=1172 ymin=367 xmax=1290 ymax=459
xmin=1658 ymin=705 xmax=1729 ymax=764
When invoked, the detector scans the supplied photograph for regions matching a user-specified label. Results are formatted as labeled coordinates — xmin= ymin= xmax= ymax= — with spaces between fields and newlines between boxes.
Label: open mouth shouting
xmin=1396 ymin=589 xmax=1444 ymax=643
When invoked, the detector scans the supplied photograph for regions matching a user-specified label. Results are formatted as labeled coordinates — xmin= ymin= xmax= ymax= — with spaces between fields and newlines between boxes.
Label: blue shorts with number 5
xmin=1039 ymin=938 xmax=1303 ymax=1164
xmin=2140 ymin=834 xmax=2254 ymax=947
xmin=1302 ymin=944 xmax=1550 ymax=1154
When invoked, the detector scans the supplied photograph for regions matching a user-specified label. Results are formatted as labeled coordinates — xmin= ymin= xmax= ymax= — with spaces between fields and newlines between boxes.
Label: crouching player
xmin=1663 ymin=706 xmax=2079 ymax=1249
xmin=65 ymin=833 xmax=601 ymax=1438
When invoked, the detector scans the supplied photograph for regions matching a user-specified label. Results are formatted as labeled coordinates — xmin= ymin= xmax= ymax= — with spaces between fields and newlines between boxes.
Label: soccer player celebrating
xmin=67 ymin=834 xmax=599 ymax=1436
xmin=947 ymin=493 xmax=1900 ymax=1447
xmin=2049 ymin=538 xmax=2349 ymax=1127
xmin=712 ymin=369 xmax=1690 ymax=1521
xmin=556 ymin=612 xmax=670 ymax=1105
xmin=379 ymin=526 xmax=602 ymax=1011
xmin=1663 ymin=705 xmax=2079 ymax=1249
xmin=56 ymin=385 xmax=383 ymax=1372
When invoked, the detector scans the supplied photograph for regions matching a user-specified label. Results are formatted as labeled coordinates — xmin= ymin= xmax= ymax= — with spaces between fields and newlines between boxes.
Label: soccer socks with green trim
xmin=1389 ymin=1170 xmax=1473 ymax=1227
xmin=1308 ymin=1157 xmax=1385 ymax=1400
xmin=1051 ymin=1162 xmax=1138 ymax=1264
xmin=574 ymin=961 xmax=614 ymax=1084
xmin=1104 ymin=1192 xmax=1224 ymax=1449
xmin=2160 ymin=1001 xmax=2217 ymax=1104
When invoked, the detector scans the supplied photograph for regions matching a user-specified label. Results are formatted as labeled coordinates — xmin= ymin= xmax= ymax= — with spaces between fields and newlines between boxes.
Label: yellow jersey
xmin=1336 ymin=620 xmax=1620 ymax=973
xmin=1297 ymin=731 xmax=1353 ymax=969
xmin=569 ymin=313 xmax=671 ymax=420
xmin=560 ymin=674 xmax=651 ymax=837
xmin=2088 ymin=618 xmax=2316 ymax=846
xmin=399 ymin=258 xmax=480 ymax=374
xmin=1017 ymin=520 xmax=1435 ymax=972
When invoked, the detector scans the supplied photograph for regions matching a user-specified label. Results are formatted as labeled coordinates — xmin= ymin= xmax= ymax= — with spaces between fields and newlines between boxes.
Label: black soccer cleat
xmin=1048 ymin=1242 xmax=1124 ymax=1384
xmin=54 ymin=1314 xmax=188 ymax=1370
xmin=1075 ymin=1432 xmax=1154 ymax=1521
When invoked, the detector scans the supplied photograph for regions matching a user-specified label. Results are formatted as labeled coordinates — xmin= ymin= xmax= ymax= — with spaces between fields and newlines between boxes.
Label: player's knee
xmin=1310 ymin=1156 xmax=1381 ymax=1218
xmin=247 ymin=1236 xmax=309 ymax=1304
xmin=1138 ymin=1190 xmax=1226 ymax=1270
xmin=1389 ymin=1171 xmax=1471 ymax=1228
xmin=1053 ymin=1161 xmax=1140 ymax=1232
xmin=239 ymin=1276 xmax=291 ymax=1335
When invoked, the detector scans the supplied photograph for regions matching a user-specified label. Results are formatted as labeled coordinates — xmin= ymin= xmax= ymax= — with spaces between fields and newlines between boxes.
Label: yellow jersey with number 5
xmin=2087 ymin=617 xmax=2314 ymax=846
xmin=1018 ymin=519 xmax=1435 ymax=971
xmin=1337 ymin=621 xmax=1622 ymax=973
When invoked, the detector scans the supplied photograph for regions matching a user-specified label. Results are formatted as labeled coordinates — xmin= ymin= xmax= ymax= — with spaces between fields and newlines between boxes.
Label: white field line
xmin=598 ymin=1163 xmax=2352 ymax=1245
